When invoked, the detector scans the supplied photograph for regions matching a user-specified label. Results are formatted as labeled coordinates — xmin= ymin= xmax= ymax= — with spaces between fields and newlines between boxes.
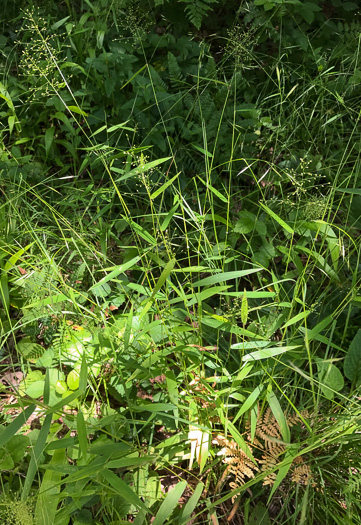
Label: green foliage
xmin=1 ymin=0 xmax=361 ymax=523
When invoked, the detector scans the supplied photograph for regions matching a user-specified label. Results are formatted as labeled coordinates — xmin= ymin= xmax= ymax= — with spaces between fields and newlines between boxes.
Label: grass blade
xmin=153 ymin=480 xmax=187 ymax=525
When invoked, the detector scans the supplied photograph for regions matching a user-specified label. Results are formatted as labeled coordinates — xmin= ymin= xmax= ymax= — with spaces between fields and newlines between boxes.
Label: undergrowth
xmin=1 ymin=0 xmax=361 ymax=524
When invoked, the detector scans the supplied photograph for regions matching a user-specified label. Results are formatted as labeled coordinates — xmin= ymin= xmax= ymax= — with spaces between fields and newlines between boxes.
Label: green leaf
xmin=234 ymin=211 xmax=256 ymax=234
xmin=317 ymin=361 xmax=344 ymax=400
xmin=140 ymin=258 xmax=175 ymax=318
xmin=283 ymin=310 xmax=311 ymax=329
xmin=118 ymin=157 xmax=172 ymax=182
xmin=178 ymin=482 xmax=204 ymax=525
xmin=101 ymin=469 xmax=148 ymax=512
xmin=36 ymin=347 xmax=55 ymax=368
xmin=51 ymin=16 xmax=70 ymax=30
xmin=22 ymin=413 xmax=53 ymax=500
xmin=337 ymin=188 xmax=361 ymax=195
xmin=193 ymin=268 xmax=261 ymax=287
xmin=241 ymin=290 xmax=248 ymax=325
xmin=45 ymin=127 xmax=55 ymax=157
xmin=17 ymin=338 xmax=45 ymax=360
xmin=77 ymin=410 xmax=88 ymax=461
xmin=260 ymin=203 xmax=294 ymax=234
xmin=6 ymin=434 xmax=30 ymax=463
xmin=67 ymin=369 xmax=80 ymax=390
xmin=55 ymin=380 xmax=68 ymax=395
xmin=268 ymin=444 xmax=300 ymax=500
xmin=107 ymin=121 xmax=136 ymax=133
xmin=192 ymin=144 xmax=213 ymax=157
xmin=197 ymin=176 xmax=229 ymax=203
xmin=153 ymin=480 xmax=187 ymax=525
xmin=34 ymin=448 xmax=65 ymax=525
xmin=0 ymin=406 xmax=36 ymax=448
xmin=25 ymin=381 xmax=45 ymax=398
xmin=344 ymin=329 xmax=361 ymax=386
xmin=92 ymin=255 xmax=141 ymax=288
xmin=151 ymin=172 xmax=180 ymax=199
xmin=67 ymin=105 xmax=88 ymax=117
xmin=91 ymin=282 xmax=111 ymax=298
xmin=248 ymin=502 xmax=271 ymax=525
xmin=161 ymin=201 xmax=180 ymax=231
xmin=233 ymin=384 xmax=264 ymax=424
xmin=267 ymin=391 xmax=290 ymax=442
xmin=242 ymin=345 xmax=300 ymax=362
xmin=0 ymin=448 xmax=14 ymax=469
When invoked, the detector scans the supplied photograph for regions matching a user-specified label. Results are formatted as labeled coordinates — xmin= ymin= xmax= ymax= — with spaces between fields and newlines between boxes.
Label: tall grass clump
xmin=1 ymin=1 xmax=361 ymax=523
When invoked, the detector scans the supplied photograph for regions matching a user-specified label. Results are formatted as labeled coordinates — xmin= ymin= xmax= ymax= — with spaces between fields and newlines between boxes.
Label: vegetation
xmin=1 ymin=0 xmax=361 ymax=523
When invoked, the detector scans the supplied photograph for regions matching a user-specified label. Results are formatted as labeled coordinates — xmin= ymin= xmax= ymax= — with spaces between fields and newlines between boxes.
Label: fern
xmin=180 ymin=0 xmax=219 ymax=29
xmin=214 ymin=407 xmax=312 ymax=493
xmin=155 ymin=0 xmax=219 ymax=28
xmin=213 ymin=435 xmax=258 ymax=501
xmin=167 ymin=52 xmax=184 ymax=88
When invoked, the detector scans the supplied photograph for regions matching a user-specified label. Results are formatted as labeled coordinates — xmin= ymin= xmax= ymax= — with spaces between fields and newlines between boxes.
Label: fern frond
xmin=168 ymin=52 xmax=184 ymax=88
xmin=179 ymin=0 xmax=219 ymax=29
xmin=213 ymin=435 xmax=258 ymax=499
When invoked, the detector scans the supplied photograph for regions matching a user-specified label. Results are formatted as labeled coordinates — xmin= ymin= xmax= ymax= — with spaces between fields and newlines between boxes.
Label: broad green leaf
xmin=193 ymin=268 xmax=261 ymax=287
xmin=25 ymin=380 xmax=45 ymax=398
xmin=34 ymin=448 xmax=65 ymax=525
xmin=36 ymin=347 xmax=55 ymax=368
xmin=267 ymin=391 xmax=290 ymax=442
xmin=67 ymin=369 xmax=80 ymax=390
xmin=260 ymin=203 xmax=294 ymax=234
xmin=17 ymin=338 xmax=45 ymax=360
xmin=248 ymin=502 xmax=271 ymax=525
xmin=151 ymin=172 xmax=180 ymax=199
xmin=0 ymin=448 xmax=14 ymax=469
xmin=101 ymin=469 xmax=148 ymax=511
xmin=77 ymin=411 xmax=88 ymax=461
xmin=344 ymin=329 xmax=361 ymax=386
xmin=153 ymin=480 xmax=187 ymax=525
xmin=337 ymin=187 xmax=361 ymax=195
xmin=22 ymin=413 xmax=53 ymax=500
xmin=282 ymin=310 xmax=311 ymax=329
xmin=5 ymin=434 xmax=30 ymax=463
xmin=51 ymin=16 xmax=70 ymax=29
xmin=242 ymin=345 xmax=300 ymax=362
xmin=92 ymin=255 xmax=141 ymax=288
xmin=67 ymin=105 xmax=88 ymax=116
xmin=178 ymin=482 xmax=204 ymax=525
xmin=233 ymin=384 xmax=264 ymax=424
xmin=45 ymin=127 xmax=55 ymax=157
xmin=91 ymin=282 xmax=111 ymax=298
xmin=55 ymin=380 xmax=68 ymax=395
xmin=317 ymin=361 xmax=344 ymax=399
xmin=234 ymin=211 xmax=256 ymax=234
xmin=197 ymin=175 xmax=228 ymax=203
xmin=241 ymin=289 xmax=248 ymax=325
xmin=161 ymin=201 xmax=180 ymax=231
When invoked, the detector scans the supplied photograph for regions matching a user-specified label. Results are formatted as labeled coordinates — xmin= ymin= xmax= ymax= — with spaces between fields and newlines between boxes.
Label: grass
xmin=1 ymin=2 xmax=361 ymax=524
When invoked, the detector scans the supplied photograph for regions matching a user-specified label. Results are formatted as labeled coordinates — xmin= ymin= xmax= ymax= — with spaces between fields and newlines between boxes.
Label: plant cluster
xmin=1 ymin=0 xmax=361 ymax=524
